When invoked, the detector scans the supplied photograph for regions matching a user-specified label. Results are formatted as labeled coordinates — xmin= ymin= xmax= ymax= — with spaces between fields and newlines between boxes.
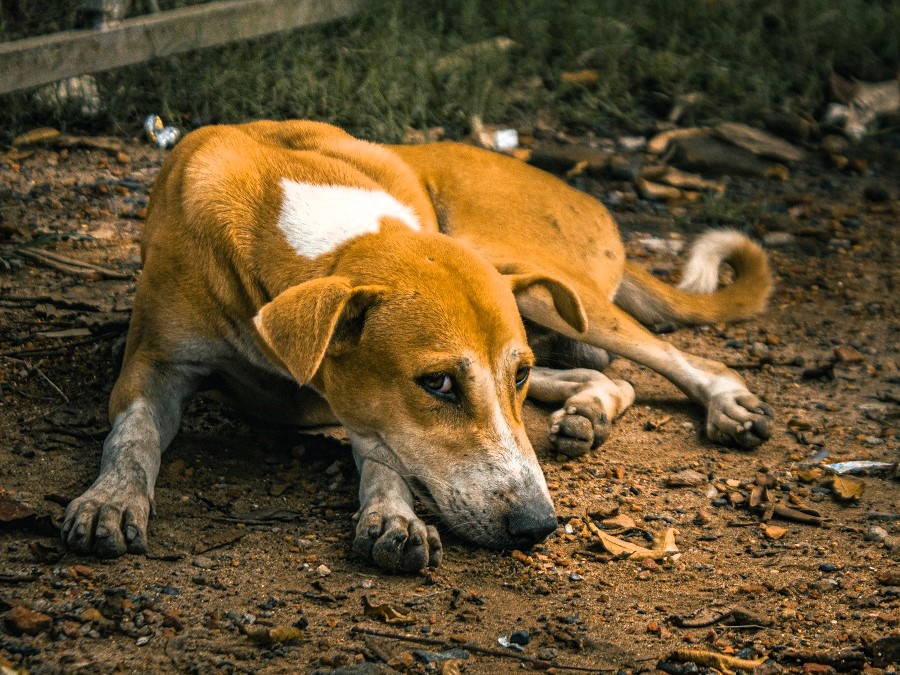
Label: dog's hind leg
xmin=518 ymin=294 xmax=773 ymax=449
xmin=63 ymin=352 xmax=204 ymax=557
xmin=528 ymin=367 xmax=635 ymax=457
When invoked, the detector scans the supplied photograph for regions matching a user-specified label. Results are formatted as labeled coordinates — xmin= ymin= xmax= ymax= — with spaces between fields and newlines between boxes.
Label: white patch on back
xmin=277 ymin=179 xmax=421 ymax=258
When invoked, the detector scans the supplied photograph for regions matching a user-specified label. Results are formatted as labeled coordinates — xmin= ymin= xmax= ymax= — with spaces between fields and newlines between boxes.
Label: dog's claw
xmin=62 ymin=473 xmax=151 ymax=558
xmin=353 ymin=509 xmax=441 ymax=574
xmin=706 ymin=390 xmax=774 ymax=449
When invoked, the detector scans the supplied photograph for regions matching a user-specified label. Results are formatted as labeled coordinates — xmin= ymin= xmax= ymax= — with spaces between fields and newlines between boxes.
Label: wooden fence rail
xmin=0 ymin=0 xmax=364 ymax=95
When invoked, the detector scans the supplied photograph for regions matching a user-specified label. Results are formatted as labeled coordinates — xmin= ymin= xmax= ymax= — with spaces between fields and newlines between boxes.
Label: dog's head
xmin=254 ymin=225 xmax=586 ymax=549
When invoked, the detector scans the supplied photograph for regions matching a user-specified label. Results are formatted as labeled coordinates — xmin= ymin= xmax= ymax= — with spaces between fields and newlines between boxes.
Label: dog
xmin=62 ymin=120 xmax=773 ymax=572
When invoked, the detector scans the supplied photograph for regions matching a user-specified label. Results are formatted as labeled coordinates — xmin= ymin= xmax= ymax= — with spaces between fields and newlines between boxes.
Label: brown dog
xmin=62 ymin=120 xmax=773 ymax=572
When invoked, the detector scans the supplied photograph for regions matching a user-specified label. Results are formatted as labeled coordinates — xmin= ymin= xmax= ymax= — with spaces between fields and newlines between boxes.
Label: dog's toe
xmin=549 ymin=401 xmax=610 ymax=457
xmin=707 ymin=390 xmax=774 ymax=449
xmin=354 ymin=510 xmax=440 ymax=573
xmin=62 ymin=474 xmax=151 ymax=558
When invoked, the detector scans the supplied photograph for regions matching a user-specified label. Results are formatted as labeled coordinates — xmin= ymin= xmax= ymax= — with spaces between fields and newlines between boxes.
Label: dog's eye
xmin=419 ymin=373 xmax=457 ymax=400
xmin=515 ymin=366 xmax=531 ymax=388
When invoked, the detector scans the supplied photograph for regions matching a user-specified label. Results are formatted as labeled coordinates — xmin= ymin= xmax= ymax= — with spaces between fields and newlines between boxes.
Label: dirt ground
xmin=0 ymin=129 xmax=897 ymax=675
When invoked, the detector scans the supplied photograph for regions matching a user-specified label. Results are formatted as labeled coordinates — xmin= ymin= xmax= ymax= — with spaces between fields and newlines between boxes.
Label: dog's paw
xmin=548 ymin=400 xmax=610 ymax=457
xmin=353 ymin=508 xmax=442 ymax=573
xmin=706 ymin=390 xmax=774 ymax=449
xmin=63 ymin=473 xmax=151 ymax=558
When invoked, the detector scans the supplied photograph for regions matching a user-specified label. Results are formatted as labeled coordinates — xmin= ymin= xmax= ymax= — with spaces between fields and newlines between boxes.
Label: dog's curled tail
xmin=614 ymin=229 xmax=773 ymax=326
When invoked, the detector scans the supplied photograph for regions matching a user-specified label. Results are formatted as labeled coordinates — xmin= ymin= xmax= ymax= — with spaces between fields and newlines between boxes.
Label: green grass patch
xmin=0 ymin=0 xmax=897 ymax=143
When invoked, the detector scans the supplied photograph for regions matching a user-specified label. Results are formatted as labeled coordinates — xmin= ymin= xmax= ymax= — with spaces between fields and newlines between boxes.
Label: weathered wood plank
xmin=0 ymin=0 xmax=364 ymax=95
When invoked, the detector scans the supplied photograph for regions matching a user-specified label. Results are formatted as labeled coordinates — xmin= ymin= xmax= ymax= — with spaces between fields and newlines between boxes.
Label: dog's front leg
xmin=350 ymin=436 xmax=442 ymax=573
xmin=63 ymin=359 xmax=199 ymax=557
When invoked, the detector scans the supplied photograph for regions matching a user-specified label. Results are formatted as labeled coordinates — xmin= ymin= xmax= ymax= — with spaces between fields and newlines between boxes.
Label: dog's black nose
xmin=507 ymin=505 xmax=557 ymax=548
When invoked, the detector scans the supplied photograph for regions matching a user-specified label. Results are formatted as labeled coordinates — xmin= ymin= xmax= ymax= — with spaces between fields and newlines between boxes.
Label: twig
xmin=1 ymin=356 xmax=68 ymax=404
xmin=350 ymin=626 xmax=620 ymax=672
xmin=16 ymin=248 xmax=131 ymax=280
xmin=0 ymin=571 xmax=40 ymax=584
xmin=0 ymin=334 xmax=113 ymax=358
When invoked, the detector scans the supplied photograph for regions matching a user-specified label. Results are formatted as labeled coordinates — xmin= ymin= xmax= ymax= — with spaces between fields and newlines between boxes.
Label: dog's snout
xmin=506 ymin=504 xmax=557 ymax=548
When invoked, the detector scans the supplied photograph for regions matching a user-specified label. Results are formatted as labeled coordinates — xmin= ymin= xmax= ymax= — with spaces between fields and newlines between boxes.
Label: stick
xmin=1 ymin=356 xmax=68 ymax=404
xmin=16 ymin=248 xmax=132 ymax=280
xmin=350 ymin=626 xmax=620 ymax=672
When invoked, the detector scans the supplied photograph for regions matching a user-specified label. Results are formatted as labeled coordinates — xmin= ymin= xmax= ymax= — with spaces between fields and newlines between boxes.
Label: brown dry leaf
xmin=0 ymin=494 xmax=36 ymax=523
xmin=831 ymin=476 xmax=864 ymax=501
xmin=245 ymin=625 xmax=304 ymax=646
xmin=596 ymin=528 xmax=678 ymax=561
xmin=362 ymin=595 xmax=415 ymax=625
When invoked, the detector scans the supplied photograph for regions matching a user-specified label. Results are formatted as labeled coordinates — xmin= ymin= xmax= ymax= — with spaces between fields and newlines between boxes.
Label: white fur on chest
xmin=276 ymin=178 xmax=421 ymax=258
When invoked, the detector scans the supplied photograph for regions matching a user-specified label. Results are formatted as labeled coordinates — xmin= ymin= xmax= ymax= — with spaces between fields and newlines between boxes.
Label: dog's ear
xmin=254 ymin=277 xmax=385 ymax=384
xmin=501 ymin=267 xmax=588 ymax=334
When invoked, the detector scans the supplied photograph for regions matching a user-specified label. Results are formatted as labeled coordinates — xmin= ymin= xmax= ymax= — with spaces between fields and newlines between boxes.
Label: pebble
xmin=750 ymin=342 xmax=770 ymax=358
xmin=694 ymin=508 xmax=714 ymax=526
xmin=3 ymin=605 xmax=53 ymax=636
xmin=538 ymin=648 xmax=558 ymax=660
xmin=136 ymin=635 xmax=151 ymax=646
xmin=863 ymin=183 xmax=890 ymax=202
xmin=763 ymin=231 xmax=796 ymax=247
xmin=509 ymin=629 xmax=531 ymax=645
xmin=568 ymin=572 xmax=584 ymax=582
xmin=834 ymin=345 xmax=865 ymax=363
xmin=316 ymin=564 xmax=332 ymax=577
xmin=818 ymin=562 xmax=839 ymax=573
xmin=666 ymin=469 xmax=707 ymax=488
xmin=191 ymin=556 xmax=217 ymax=569
xmin=762 ymin=525 xmax=787 ymax=540
xmin=865 ymin=525 xmax=888 ymax=542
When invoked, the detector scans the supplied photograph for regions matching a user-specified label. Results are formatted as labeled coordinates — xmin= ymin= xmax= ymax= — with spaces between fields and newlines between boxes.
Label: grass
xmin=0 ymin=0 xmax=897 ymax=144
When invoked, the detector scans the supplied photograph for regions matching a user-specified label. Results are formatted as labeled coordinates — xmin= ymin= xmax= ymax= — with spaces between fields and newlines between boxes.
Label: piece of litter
xmin=825 ymin=461 xmax=895 ymax=475
xmin=144 ymin=114 xmax=180 ymax=149
xmin=498 ymin=635 xmax=525 ymax=652
xmin=493 ymin=129 xmax=519 ymax=151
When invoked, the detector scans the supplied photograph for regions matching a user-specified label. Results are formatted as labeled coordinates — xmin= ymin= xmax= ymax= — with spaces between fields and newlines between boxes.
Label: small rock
xmin=834 ymin=345 xmax=865 ymax=363
xmin=568 ymin=572 xmax=584 ymax=582
xmin=618 ymin=136 xmax=647 ymax=152
xmin=763 ymin=525 xmax=787 ymax=540
xmin=818 ymin=562 xmax=840 ymax=573
xmin=136 ymin=635 xmax=151 ymax=646
xmin=666 ymin=469 xmax=707 ymax=488
xmin=866 ymin=525 xmax=890 ymax=543
xmin=509 ymin=629 xmax=530 ymax=645
xmin=694 ymin=508 xmax=714 ymax=526
xmin=601 ymin=514 xmax=636 ymax=530
xmin=877 ymin=570 xmax=900 ymax=585
xmin=316 ymin=564 xmax=332 ymax=577
xmin=538 ymin=648 xmax=559 ymax=660
xmin=192 ymin=556 xmax=217 ymax=570
xmin=763 ymin=232 xmax=796 ymax=247
xmin=863 ymin=183 xmax=890 ymax=202
xmin=750 ymin=342 xmax=770 ymax=358
xmin=3 ymin=605 xmax=53 ymax=636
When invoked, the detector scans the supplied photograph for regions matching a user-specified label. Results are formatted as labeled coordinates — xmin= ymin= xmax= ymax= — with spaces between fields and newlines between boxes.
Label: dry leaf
xmin=362 ymin=595 xmax=415 ymax=625
xmin=595 ymin=528 xmax=678 ymax=561
xmin=831 ymin=476 xmax=864 ymax=501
